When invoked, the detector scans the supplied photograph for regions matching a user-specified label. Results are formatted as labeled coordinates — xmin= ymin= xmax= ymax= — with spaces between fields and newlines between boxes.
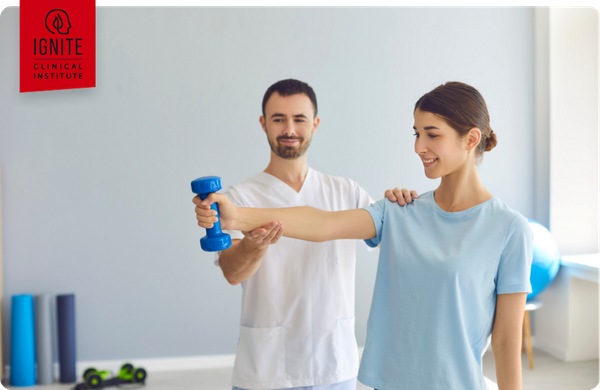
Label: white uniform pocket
xmin=337 ymin=317 xmax=359 ymax=378
xmin=233 ymin=325 xmax=286 ymax=383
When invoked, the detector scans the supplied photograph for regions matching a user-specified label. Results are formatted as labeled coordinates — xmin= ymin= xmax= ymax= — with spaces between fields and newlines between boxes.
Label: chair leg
xmin=524 ymin=310 xmax=534 ymax=369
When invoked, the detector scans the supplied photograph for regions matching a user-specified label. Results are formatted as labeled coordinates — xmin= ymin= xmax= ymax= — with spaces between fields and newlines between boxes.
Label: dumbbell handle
xmin=191 ymin=175 xmax=231 ymax=252
xmin=199 ymin=192 xmax=224 ymax=236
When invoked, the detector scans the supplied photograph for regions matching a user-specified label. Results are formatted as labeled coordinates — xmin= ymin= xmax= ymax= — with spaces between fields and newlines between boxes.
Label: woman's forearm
xmin=194 ymin=192 xmax=376 ymax=242
xmin=236 ymin=207 xmax=376 ymax=242
xmin=492 ymin=337 xmax=523 ymax=390
xmin=491 ymin=292 xmax=527 ymax=390
xmin=237 ymin=206 xmax=332 ymax=242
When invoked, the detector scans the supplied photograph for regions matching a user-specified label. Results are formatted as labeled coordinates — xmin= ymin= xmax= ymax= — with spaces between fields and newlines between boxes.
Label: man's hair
xmin=261 ymin=79 xmax=318 ymax=118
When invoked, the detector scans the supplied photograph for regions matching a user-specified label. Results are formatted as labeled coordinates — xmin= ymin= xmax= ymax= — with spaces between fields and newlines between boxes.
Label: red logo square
xmin=20 ymin=0 xmax=96 ymax=93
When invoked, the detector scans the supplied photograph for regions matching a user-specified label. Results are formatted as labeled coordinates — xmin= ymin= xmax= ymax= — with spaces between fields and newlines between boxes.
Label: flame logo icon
xmin=45 ymin=9 xmax=72 ymax=35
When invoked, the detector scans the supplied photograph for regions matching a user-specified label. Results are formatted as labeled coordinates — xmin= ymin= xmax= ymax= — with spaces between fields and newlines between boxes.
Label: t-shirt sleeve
xmin=495 ymin=214 xmax=533 ymax=294
xmin=362 ymin=198 xmax=387 ymax=248
xmin=213 ymin=186 xmax=245 ymax=267
xmin=355 ymin=184 xmax=378 ymax=251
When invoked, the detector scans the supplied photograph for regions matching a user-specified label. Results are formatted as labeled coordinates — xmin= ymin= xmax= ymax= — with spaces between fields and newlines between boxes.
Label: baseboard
xmin=3 ymin=347 xmax=370 ymax=381
xmin=3 ymin=353 xmax=236 ymax=381
xmin=532 ymin=337 xmax=569 ymax=361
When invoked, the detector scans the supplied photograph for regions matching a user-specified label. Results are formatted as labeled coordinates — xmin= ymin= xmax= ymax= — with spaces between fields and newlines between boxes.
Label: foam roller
xmin=10 ymin=294 xmax=36 ymax=386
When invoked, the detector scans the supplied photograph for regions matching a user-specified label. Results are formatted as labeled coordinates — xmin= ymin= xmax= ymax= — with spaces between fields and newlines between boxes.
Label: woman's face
xmin=413 ymin=108 xmax=473 ymax=179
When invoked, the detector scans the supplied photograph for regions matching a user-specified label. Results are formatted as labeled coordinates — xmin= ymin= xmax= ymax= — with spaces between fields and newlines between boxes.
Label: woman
xmin=194 ymin=82 xmax=532 ymax=390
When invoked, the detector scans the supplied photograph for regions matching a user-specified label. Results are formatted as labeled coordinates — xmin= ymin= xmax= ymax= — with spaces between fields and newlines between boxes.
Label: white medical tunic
xmin=214 ymin=168 xmax=374 ymax=390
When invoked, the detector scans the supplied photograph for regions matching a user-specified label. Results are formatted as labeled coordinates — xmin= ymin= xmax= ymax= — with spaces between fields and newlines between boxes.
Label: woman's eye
xmin=428 ymin=134 xmax=438 ymax=138
xmin=413 ymin=133 xmax=419 ymax=138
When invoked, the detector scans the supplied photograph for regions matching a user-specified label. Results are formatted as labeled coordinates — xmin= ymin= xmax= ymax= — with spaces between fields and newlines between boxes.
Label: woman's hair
xmin=414 ymin=82 xmax=497 ymax=162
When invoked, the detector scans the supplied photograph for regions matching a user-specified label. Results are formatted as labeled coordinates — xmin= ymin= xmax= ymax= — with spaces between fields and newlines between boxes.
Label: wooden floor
xmin=3 ymin=349 xmax=598 ymax=390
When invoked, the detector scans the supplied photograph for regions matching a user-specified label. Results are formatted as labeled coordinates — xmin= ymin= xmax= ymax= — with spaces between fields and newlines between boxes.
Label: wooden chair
xmin=522 ymin=298 xmax=544 ymax=369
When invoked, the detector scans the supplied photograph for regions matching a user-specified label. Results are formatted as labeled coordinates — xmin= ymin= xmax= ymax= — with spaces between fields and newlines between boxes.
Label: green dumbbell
xmin=117 ymin=362 xmax=147 ymax=384
xmin=82 ymin=367 xmax=110 ymax=389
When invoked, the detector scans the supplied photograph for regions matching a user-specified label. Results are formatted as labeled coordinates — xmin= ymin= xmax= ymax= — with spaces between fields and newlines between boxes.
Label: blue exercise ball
xmin=527 ymin=219 xmax=561 ymax=300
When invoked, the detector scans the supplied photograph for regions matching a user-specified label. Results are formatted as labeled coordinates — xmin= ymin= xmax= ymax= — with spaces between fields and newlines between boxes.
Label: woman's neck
xmin=434 ymin=163 xmax=493 ymax=212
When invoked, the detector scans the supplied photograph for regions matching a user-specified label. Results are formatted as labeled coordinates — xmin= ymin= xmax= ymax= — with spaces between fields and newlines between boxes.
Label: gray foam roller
xmin=35 ymin=294 xmax=54 ymax=385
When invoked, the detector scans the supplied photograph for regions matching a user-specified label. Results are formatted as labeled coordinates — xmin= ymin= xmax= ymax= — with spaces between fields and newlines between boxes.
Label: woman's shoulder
xmin=485 ymin=197 xmax=530 ymax=232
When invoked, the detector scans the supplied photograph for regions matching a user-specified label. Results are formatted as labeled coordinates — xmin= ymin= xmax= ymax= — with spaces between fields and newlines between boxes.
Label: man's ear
xmin=312 ymin=116 xmax=321 ymax=136
xmin=466 ymin=127 xmax=481 ymax=152
xmin=259 ymin=116 xmax=266 ymax=133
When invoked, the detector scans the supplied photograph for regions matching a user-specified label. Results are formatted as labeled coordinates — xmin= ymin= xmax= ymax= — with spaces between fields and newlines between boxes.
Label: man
xmin=199 ymin=79 xmax=415 ymax=390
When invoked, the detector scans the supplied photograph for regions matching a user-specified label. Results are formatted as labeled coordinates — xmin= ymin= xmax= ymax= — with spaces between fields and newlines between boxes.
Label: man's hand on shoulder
xmin=242 ymin=221 xmax=285 ymax=250
xmin=384 ymin=187 xmax=419 ymax=206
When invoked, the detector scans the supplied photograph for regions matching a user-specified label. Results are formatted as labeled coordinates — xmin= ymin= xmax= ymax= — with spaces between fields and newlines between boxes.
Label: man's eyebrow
xmin=270 ymin=113 xmax=309 ymax=119
xmin=412 ymin=126 xmax=439 ymax=130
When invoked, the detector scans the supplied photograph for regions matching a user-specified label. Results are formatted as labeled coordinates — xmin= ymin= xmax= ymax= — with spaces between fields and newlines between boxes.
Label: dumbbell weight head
xmin=191 ymin=176 xmax=232 ymax=252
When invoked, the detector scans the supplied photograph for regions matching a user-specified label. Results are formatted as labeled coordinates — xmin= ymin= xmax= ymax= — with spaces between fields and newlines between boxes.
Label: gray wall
xmin=0 ymin=7 xmax=535 ymax=362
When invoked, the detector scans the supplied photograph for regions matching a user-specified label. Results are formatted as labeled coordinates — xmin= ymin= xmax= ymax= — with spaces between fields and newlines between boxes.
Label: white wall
xmin=0 ymin=7 xmax=536 ymax=362
xmin=548 ymin=7 xmax=599 ymax=255
xmin=533 ymin=7 xmax=599 ymax=363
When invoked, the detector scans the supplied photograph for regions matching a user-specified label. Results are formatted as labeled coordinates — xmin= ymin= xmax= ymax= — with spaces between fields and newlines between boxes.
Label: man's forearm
xmin=218 ymin=238 xmax=269 ymax=285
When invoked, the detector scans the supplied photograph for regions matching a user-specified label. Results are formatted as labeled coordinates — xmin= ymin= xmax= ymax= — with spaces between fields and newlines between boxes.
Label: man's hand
xmin=242 ymin=221 xmax=285 ymax=250
xmin=384 ymin=187 xmax=419 ymax=206
xmin=193 ymin=192 xmax=239 ymax=230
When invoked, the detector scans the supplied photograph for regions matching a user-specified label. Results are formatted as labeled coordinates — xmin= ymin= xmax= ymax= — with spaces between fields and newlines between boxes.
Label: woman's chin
xmin=424 ymin=170 xmax=441 ymax=180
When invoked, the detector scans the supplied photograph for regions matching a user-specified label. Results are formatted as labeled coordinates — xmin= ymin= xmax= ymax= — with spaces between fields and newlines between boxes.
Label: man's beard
xmin=267 ymin=132 xmax=312 ymax=160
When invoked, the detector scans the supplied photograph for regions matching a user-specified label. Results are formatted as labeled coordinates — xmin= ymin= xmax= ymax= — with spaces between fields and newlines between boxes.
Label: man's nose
xmin=283 ymin=121 xmax=298 ymax=136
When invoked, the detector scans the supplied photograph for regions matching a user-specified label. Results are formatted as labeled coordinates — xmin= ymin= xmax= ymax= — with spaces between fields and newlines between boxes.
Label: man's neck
xmin=263 ymin=154 xmax=310 ymax=193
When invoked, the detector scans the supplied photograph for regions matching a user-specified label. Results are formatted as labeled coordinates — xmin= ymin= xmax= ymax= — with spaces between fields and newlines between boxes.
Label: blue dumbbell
xmin=191 ymin=176 xmax=232 ymax=252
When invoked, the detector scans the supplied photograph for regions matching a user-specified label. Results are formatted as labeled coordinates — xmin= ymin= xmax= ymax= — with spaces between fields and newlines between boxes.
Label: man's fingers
xmin=392 ymin=187 xmax=406 ymax=205
xmin=410 ymin=190 xmax=419 ymax=199
xmin=249 ymin=228 xmax=267 ymax=238
xmin=384 ymin=189 xmax=397 ymax=202
xmin=270 ymin=224 xmax=285 ymax=243
xmin=401 ymin=188 xmax=413 ymax=203
xmin=264 ymin=221 xmax=282 ymax=242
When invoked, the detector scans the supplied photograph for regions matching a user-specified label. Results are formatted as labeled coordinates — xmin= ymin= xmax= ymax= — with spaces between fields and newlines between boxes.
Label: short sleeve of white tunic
xmin=358 ymin=191 xmax=533 ymax=390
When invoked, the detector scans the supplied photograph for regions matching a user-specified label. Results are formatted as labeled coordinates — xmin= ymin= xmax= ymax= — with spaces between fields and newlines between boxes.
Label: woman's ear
xmin=466 ymin=128 xmax=481 ymax=152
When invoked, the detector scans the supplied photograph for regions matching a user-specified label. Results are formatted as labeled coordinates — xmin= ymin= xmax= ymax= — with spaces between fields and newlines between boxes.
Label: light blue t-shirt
xmin=358 ymin=190 xmax=533 ymax=390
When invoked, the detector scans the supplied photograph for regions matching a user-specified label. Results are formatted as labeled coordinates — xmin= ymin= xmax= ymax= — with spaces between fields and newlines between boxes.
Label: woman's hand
xmin=384 ymin=187 xmax=419 ymax=206
xmin=193 ymin=192 xmax=239 ymax=230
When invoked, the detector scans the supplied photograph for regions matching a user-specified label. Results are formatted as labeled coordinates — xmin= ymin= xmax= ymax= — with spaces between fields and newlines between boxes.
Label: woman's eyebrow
xmin=412 ymin=126 xmax=440 ymax=130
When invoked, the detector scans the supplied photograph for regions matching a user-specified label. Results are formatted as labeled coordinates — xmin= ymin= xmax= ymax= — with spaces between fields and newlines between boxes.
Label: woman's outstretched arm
xmin=193 ymin=192 xmax=377 ymax=242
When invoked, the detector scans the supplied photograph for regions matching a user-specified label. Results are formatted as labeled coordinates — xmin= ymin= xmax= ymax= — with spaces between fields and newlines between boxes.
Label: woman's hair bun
xmin=484 ymin=130 xmax=497 ymax=152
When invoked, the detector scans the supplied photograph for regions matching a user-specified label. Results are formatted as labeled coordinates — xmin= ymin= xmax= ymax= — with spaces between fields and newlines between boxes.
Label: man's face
xmin=260 ymin=92 xmax=320 ymax=160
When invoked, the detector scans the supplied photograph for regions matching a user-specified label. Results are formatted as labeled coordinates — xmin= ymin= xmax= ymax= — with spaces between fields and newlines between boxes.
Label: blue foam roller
xmin=10 ymin=294 xmax=36 ymax=387
xmin=57 ymin=294 xmax=77 ymax=383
